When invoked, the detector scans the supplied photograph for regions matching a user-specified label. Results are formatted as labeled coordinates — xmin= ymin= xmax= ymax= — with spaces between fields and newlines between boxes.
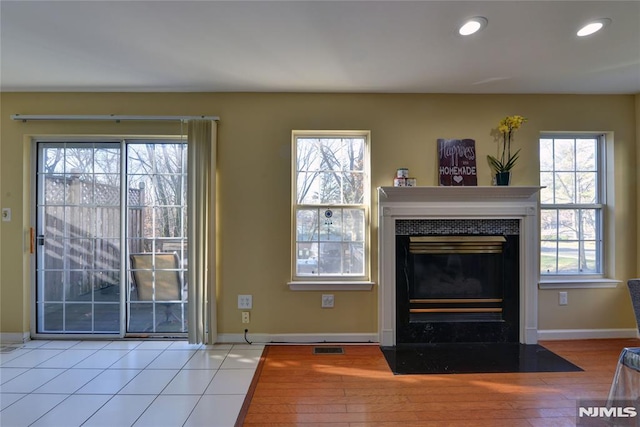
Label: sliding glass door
xmin=126 ymin=142 xmax=188 ymax=334
xmin=34 ymin=139 xmax=187 ymax=336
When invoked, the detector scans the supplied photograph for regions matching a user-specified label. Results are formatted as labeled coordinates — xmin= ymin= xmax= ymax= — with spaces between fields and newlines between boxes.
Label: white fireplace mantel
xmin=377 ymin=186 xmax=542 ymax=346
xmin=379 ymin=185 xmax=542 ymax=204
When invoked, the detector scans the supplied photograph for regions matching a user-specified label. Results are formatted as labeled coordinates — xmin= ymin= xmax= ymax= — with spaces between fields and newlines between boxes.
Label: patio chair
xmin=129 ymin=252 xmax=183 ymax=324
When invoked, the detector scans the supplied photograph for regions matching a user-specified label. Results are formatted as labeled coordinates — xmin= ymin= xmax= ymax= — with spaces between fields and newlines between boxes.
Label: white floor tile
xmin=0 ymin=368 xmax=65 ymax=393
xmin=117 ymin=369 xmax=178 ymax=394
xmin=39 ymin=340 xmax=80 ymax=350
xmin=182 ymin=350 xmax=227 ymax=370
xmin=37 ymin=349 xmax=98 ymax=368
xmin=1 ymin=349 xmax=63 ymax=368
xmin=0 ymin=393 xmax=68 ymax=426
xmin=220 ymin=349 xmax=263 ymax=369
xmin=0 ymin=349 xmax=33 ymax=365
xmin=166 ymin=341 xmax=202 ymax=350
xmin=202 ymin=343 xmax=233 ymax=351
xmin=102 ymin=341 xmax=142 ymax=350
xmin=21 ymin=340 xmax=49 ymax=348
xmin=146 ymin=350 xmax=196 ymax=369
xmin=184 ymin=394 xmax=245 ymax=427
xmin=82 ymin=394 xmax=155 ymax=427
xmin=231 ymin=344 xmax=265 ymax=350
xmin=205 ymin=369 xmax=255 ymax=395
xmin=136 ymin=341 xmax=173 ymax=350
xmin=162 ymin=369 xmax=217 ymax=395
xmin=34 ymin=368 xmax=103 ymax=394
xmin=0 ymin=367 xmax=29 ymax=384
xmin=0 ymin=340 xmax=260 ymax=427
xmin=29 ymin=394 xmax=112 ymax=427
xmin=68 ymin=341 xmax=110 ymax=350
xmin=133 ymin=395 xmax=200 ymax=427
xmin=76 ymin=369 xmax=141 ymax=394
xmin=0 ymin=393 xmax=26 ymax=410
xmin=73 ymin=349 xmax=129 ymax=369
xmin=107 ymin=349 xmax=162 ymax=369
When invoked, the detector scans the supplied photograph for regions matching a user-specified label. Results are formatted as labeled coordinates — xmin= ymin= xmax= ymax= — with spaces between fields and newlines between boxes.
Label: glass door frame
xmin=32 ymin=137 xmax=125 ymax=339
xmin=125 ymin=139 xmax=188 ymax=336
xmin=31 ymin=136 xmax=188 ymax=339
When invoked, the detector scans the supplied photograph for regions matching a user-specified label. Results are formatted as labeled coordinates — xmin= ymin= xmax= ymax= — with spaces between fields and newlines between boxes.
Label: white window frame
xmin=538 ymin=132 xmax=619 ymax=289
xmin=288 ymin=130 xmax=373 ymax=291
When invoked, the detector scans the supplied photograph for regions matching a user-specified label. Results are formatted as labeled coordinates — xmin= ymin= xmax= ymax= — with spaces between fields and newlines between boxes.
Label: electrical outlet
xmin=238 ymin=295 xmax=252 ymax=309
xmin=559 ymin=291 xmax=568 ymax=306
xmin=242 ymin=311 xmax=250 ymax=323
xmin=322 ymin=294 xmax=334 ymax=308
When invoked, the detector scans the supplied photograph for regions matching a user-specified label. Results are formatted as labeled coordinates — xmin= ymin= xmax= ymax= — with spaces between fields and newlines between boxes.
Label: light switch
xmin=2 ymin=208 xmax=11 ymax=222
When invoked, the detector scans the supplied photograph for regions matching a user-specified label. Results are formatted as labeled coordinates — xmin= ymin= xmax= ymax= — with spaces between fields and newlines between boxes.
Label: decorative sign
xmin=437 ymin=138 xmax=478 ymax=186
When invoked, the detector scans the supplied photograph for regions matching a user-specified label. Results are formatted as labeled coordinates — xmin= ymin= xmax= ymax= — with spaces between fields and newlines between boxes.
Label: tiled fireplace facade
xmin=378 ymin=187 xmax=541 ymax=346
xmin=396 ymin=219 xmax=520 ymax=236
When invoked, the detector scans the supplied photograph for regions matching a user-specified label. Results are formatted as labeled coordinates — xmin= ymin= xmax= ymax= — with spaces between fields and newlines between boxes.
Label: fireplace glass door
xmin=396 ymin=234 xmax=519 ymax=343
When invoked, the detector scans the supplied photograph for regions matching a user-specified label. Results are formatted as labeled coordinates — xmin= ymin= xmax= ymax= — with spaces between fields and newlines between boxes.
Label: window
xmin=291 ymin=131 xmax=370 ymax=286
xmin=539 ymin=134 xmax=604 ymax=277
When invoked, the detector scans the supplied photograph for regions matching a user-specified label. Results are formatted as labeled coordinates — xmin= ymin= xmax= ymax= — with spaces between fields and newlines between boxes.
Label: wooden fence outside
xmin=43 ymin=175 xmax=143 ymax=299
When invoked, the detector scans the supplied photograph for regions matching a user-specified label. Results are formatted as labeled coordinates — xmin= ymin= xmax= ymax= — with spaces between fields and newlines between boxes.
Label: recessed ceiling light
xmin=459 ymin=17 xmax=488 ymax=36
xmin=577 ymin=18 xmax=611 ymax=37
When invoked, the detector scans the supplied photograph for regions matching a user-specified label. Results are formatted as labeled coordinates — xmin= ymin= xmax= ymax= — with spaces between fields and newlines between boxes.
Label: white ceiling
xmin=1 ymin=0 xmax=639 ymax=94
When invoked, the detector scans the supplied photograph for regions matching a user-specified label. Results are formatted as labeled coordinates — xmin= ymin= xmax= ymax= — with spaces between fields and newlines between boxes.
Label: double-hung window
xmin=539 ymin=134 xmax=605 ymax=279
xmin=290 ymin=131 xmax=371 ymax=289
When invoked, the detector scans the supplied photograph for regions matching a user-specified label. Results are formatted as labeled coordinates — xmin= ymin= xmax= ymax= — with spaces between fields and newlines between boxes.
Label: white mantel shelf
xmin=378 ymin=186 xmax=543 ymax=203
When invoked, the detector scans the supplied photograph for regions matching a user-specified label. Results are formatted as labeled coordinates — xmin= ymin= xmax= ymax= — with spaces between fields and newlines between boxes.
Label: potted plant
xmin=487 ymin=115 xmax=527 ymax=185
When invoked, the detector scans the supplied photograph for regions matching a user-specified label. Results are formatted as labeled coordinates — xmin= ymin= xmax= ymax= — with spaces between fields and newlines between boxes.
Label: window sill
xmin=538 ymin=278 xmax=621 ymax=289
xmin=288 ymin=281 xmax=375 ymax=291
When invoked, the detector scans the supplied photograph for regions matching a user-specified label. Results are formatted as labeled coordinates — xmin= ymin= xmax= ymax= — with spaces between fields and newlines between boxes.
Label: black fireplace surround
xmin=396 ymin=233 xmax=520 ymax=344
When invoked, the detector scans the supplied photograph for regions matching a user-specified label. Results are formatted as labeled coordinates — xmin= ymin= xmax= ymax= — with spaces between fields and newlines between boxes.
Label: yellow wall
xmin=0 ymin=92 xmax=637 ymax=338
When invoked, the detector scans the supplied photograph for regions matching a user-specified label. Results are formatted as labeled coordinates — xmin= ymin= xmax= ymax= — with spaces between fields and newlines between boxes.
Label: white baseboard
xmin=0 ymin=332 xmax=30 ymax=344
xmin=538 ymin=328 xmax=639 ymax=341
xmin=216 ymin=333 xmax=379 ymax=345
xmin=6 ymin=329 xmax=636 ymax=344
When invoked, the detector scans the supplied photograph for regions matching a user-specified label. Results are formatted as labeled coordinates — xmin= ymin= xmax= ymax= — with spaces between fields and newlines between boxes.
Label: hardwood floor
xmin=238 ymin=338 xmax=640 ymax=426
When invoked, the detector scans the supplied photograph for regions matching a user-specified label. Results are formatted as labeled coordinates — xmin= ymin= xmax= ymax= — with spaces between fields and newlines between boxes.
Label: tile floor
xmin=0 ymin=340 xmax=264 ymax=427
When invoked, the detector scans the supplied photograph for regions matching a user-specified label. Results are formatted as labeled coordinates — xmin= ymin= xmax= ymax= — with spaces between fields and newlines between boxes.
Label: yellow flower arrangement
xmin=487 ymin=115 xmax=527 ymax=173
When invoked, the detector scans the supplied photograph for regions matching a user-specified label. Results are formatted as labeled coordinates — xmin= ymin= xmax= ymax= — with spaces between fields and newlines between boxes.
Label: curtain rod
xmin=11 ymin=114 xmax=220 ymax=122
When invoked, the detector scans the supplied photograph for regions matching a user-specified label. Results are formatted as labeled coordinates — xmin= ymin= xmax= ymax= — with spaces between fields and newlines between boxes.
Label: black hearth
xmin=396 ymin=234 xmax=519 ymax=343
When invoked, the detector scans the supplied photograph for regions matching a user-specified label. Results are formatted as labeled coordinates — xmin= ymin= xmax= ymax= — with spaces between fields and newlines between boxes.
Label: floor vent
xmin=313 ymin=346 xmax=345 ymax=355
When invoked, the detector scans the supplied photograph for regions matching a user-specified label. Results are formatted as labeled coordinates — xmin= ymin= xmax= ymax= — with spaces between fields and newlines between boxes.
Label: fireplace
xmin=378 ymin=186 xmax=542 ymax=346
xmin=396 ymin=232 xmax=519 ymax=343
